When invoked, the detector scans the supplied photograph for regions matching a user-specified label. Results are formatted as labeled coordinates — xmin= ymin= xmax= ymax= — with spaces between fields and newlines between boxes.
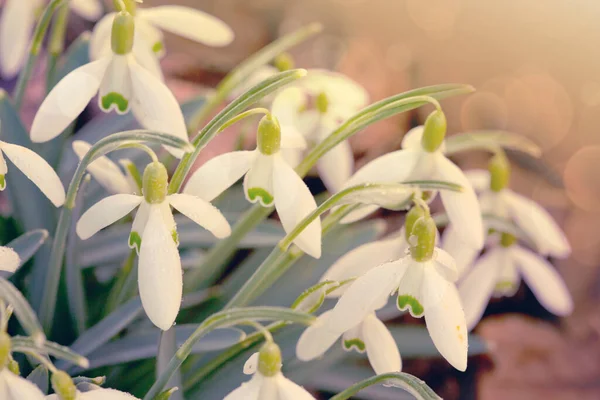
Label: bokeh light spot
xmin=564 ymin=146 xmax=600 ymax=213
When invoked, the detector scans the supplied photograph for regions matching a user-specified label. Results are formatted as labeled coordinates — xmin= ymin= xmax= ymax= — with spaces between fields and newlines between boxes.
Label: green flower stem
xmin=185 ymin=23 xmax=322 ymax=133
xmin=217 ymin=107 xmax=270 ymax=133
xmin=45 ymin=1 xmax=70 ymax=91
xmin=329 ymin=372 xmax=441 ymax=400
xmin=143 ymin=307 xmax=315 ymax=400
xmin=104 ymin=249 xmax=138 ymax=316
xmin=168 ymin=69 xmax=306 ymax=195
xmin=444 ymin=130 xmax=542 ymax=157
xmin=13 ymin=0 xmax=64 ymax=110
xmin=10 ymin=336 xmax=89 ymax=369
xmin=37 ymin=131 xmax=192 ymax=333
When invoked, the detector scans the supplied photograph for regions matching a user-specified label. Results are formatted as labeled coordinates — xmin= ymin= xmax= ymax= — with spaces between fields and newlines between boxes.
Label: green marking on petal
xmin=152 ymin=41 xmax=164 ymax=54
xmin=494 ymin=281 xmax=518 ymax=295
xmin=101 ymin=92 xmax=129 ymax=113
xmin=128 ymin=231 xmax=141 ymax=254
xmin=397 ymin=295 xmax=424 ymax=317
xmin=343 ymin=339 xmax=366 ymax=353
xmin=248 ymin=187 xmax=274 ymax=206
xmin=171 ymin=230 xmax=179 ymax=246
xmin=0 ymin=175 xmax=5 ymax=190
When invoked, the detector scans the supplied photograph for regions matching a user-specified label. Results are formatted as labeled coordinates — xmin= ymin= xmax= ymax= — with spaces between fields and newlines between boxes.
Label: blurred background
xmin=6 ymin=0 xmax=600 ymax=398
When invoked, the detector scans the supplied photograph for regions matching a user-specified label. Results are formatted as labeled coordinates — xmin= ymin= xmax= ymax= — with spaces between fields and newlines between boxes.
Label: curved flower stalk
xmin=303 ymin=207 xmax=468 ymax=371
xmin=90 ymin=0 xmax=233 ymax=74
xmin=225 ymin=342 xmax=315 ymax=400
xmin=272 ymin=70 xmax=369 ymax=192
xmin=0 ymin=133 xmax=66 ymax=207
xmin=184 ymin=113 xmax=322 ymax=258
xmin=72 ymin=140 xmax=140 ymax=195
xmin=31 ymin=12 xmax=189 ymax=158
xmin=0 ymin=0 xmax=102 ymax=79
xmin=75 ymin=161 xmax=231 ymax=330
xmin=48 ymin=371 xmax=138 ymax=399
xmin=339 ymin=111 xmax=484 ymax=250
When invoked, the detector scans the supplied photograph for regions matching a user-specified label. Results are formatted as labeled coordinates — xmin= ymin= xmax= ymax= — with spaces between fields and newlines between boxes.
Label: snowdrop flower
xmin=229 ymin=53 xmax=295 ymax=103
xmin=340 ymin=110 xmax=484 ymax=250
xmin=271 ymin=70 xmax=369 ymax=192
xmin=89 ymin=0 xmax=233 ymax=73
xmin=0 ymin=331 xmax=45 ymax=399
xmin=459 ymin=232 xmax=573 ymax=331
xmin=31 ymin=12 xmax=189 ymax=158
xmin=225 ymin=342 xmax=315 ymax=400
xmin=319 ymin=207 xmax=469 ymax=371
xmin=48 ymin=371 xmax=139 ymax=400
xmin=184 ymin=114 xmax=322 ymax=258
xmin=0 ymin=135 xmax=66 ymax=207
xmin=0 ymin=0 xmax=102 ymax=79
xmin=72 ymin=140 xmax=140 ymax=195
xmin=75 ymin=161 xmax=231 ymax=330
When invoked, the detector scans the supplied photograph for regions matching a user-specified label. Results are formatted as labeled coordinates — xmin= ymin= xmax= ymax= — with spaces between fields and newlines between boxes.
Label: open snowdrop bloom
xmin=0 ymin=135 xmax=66 ymax=207
xmin=89 ymin=0 xmax=233 ymax=72
xmin=340 ymin=110 xmax=484 ymax=250
xmin=184 ymin=113 xmax=322 ymax=258
xmin=0 ymin=0 xmax=102 ymax=79
xmin=225 ymin=342 xmax=315 ymax=400
xmin=31 ymin=11 xmax=189 ymax=158
xmin=459 ymin=232 xmax=574 ymax=331
xmin=0 ymin=331 xmax=45 ymax=399
xmin=320 ymin=206 xmax=469 ymax=371
xmin=75 ymin=161 xmax=231 ymax=330
xmin=271 ymin=70 xmax=368 ymax=192
xmin=72 ymin=140 xmax=140 ymax=195
xmin=48 ymin=371 xmax=139 ymax=400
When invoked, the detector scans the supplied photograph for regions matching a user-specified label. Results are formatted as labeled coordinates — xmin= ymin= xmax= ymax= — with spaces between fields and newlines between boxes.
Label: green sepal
xmin=343 ymin=338 xmax=366 ymax=353
xmin=397 ymin=294 xmax=424 ymax=317
xmin=247 ymin=187 xmax=274 ymax=206
xmin=101 ymin=92 xmax=129 ymax=114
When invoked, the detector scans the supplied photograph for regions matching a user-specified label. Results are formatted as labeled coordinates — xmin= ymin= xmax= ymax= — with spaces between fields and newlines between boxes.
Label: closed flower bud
xmin=0 ymin=331 xmax=10 ymax=368
xmin=421 ymin=110 xmax=447 ymax=152
xmin=257 ymin=114 xmax=281 ymax=155
xmin=142 ymin=162 xmax=168 ymax=204
xmin=488 ymin=151 xmax=511 ymax=192
xmin=274 ymin=52 xmax=295 ymax=71
xmin=111 ymin=12 xmax=135 ymax=55
xmin=51 ymin=371 xmax=77 ymax=400
xmin=257 ymin=341 xmax=282 ymax=377
xmin=409 ymin=215 xmax=437 ymax=262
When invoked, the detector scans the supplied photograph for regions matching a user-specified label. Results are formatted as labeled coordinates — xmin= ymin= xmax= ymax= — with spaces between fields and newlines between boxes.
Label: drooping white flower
xmin=31 ymin=12 xmax=189 ymax=158
xmin=459 ymin=233 xmax=573 ymax=331
xmin=0 ymin=246 xmax=20 ymax=274
xmin=339 ymin=113 xmax=485 ymax=250
xmin=271 ymin=70 xmax=369 ymax=192
xmin=72 ymin=140 xmax=140 ymax=195
xmin=225 ymin=343 xmax=315 ymax=400
xmin=89 ymin=1 xmax=233 ymax=73
xmin=75 ymin=162 xmax=231 ymax=330
xmin=0 ymin=138 xmax=66 ymax=207
xmin=320 ymin=211 xmax=469 ymax=371
xmin=0 ymin=0 xmax=102 ymax=79
xmin=46 ymin=387 xmax=139 ymax=400
xmin=184 ymin=114 xmax=322 ymax=258
xmin=0 ymin=368 xmax=46 ymax=399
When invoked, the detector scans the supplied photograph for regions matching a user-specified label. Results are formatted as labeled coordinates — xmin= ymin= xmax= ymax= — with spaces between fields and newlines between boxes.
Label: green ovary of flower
xmin=101 ymin=92 xmax=129 ymax=113
xmin=397 ymin=295 xmax=424 ymax=317
xmin=404 ymin=206 xmax=426 ymax=242
xmin=343 ymin=338 xmax=366 ymax=352
xmin=258 ymin=342 xmax=282 ymax=377
xmin=274 ymin=52 xmax=295 ymax=71
xmin=489 ymin=151 xmax=511 ymax=192
xmin=248 ymin=187 xmax=274 ymax=206
xmin=142 ymin=162 xmax=168 ymax=204
xmin=0 ymin=331 xmax=10 ymax=368
xmin=111 ymin=12 xmax=135 ymax=55
xmin=409 ymin=216 xmax=436 ymax=262
xmin=257 ymin=114 xmax=281 ymax=155
xmin=421 ymin=109 xmax=447 ymax=152
xmin=51 ymin=371 xmax=77 ymax=400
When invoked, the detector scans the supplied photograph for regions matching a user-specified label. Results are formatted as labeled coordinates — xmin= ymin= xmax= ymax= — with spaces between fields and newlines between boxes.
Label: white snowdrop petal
xmin=512 ymin=246 xmax=574 ymax=316
xmin=0 ymin=246 xmax=20 ymax=273
xmin=272 ymin=155 xmax=321 ymax=258
xmin=138 ymin=6 xmax=234 ymax=46
xmin=362 ymin=314 xmax=402 ymax=374
xmin=327 ymin=259 xmax=408 ymax=333
xmin=80 ymin=388 xmax=140 ymax=399
xmin=168 ymin=193 xmax=231 ymax=239
xmin=3 ymin=370 xmax=45 ymax=399
xmin=395 ymin=263 xmax=426 ymax=317
xmin=344 ymin=149 xmax=420 ymax=189
xmin=296 ymin=311 xmax=341 ymax=361
xmin=303 ymin=70 xmax=368 ymax=109
xmin=317 ymin=140 xmax=353 ymax=193
xmin=31 ymin=57 xmax=110 ymax=142
xmin=183 ymin=151 xmax=255 ymax=201
xmin=76 ymin=194 xmax=142 ymax=240
xmin=99 ymin=55 xmax=133 ymax=114
xmin=433 ymin=247 xmax=459 ymax=282
xmin=129 ymin=201 xmax=150 ymax=253
xmin=459 ymin=248 xmax=504 ymax=331
xmin=72 ymin=140 xmax=132 ymax=194
xmin=0 ymin=151 xmax=7 ymax=176
xmin=321 ymin=236 xmax=407 ymax=297
xmin=401 ymin=126 xmax=424 ymax=150
xmin=70 ymin=0 xmax=103 ymax=21
xmin=442 ymin=224 xmax=481 ymax=278
xmin=128 ymin=59 xmax=189 ymax=158
xmin=138 ymin=205 xmax=183 ymax=330
xmin=89 ymin=13 xmax=115 ymax=61
xmin=271 ymin=88 xmax=308 ymax=149
xmin=0 ymin=142 xmax=66 ymax=206
xmin=243 ymin=153 xmax=275 ymax=206
xmin=435 ymin=154 xmax=484 ymax=250
xmin=0 ymin=0 xmax=36 ymax=79
xmin=424 ymin=284 xmax=468 ymax=371
xmin=223 ymin=374 xmax=263 ymax=400
xmin=464 ymin=169 xmax=491 ymax=192
xmin=277 ymin=375 xmax=316 ymax=400
xmin=503 ymin=190 xmax=571 ymax=258
xmin=243 ymin=353 xmax=259 ymax=375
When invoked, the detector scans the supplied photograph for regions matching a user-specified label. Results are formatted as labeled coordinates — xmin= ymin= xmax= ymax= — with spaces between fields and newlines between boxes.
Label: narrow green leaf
xmin=157 ymin=330 xmax=184 ymax=400
xmin=330 ymin=372 xmax=440 ymax=400
xmin=0 ymin=278 xmax=45 ymax=346
xmin=444 ymin=130 xmax=542 ymax=158
xmin=26 ymin=365 xmax=49 ymax=394
xmin=4 ymin=230 xmax=48 ymax=267
xmin=10 ymin=336 xmax=88 ymax=368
